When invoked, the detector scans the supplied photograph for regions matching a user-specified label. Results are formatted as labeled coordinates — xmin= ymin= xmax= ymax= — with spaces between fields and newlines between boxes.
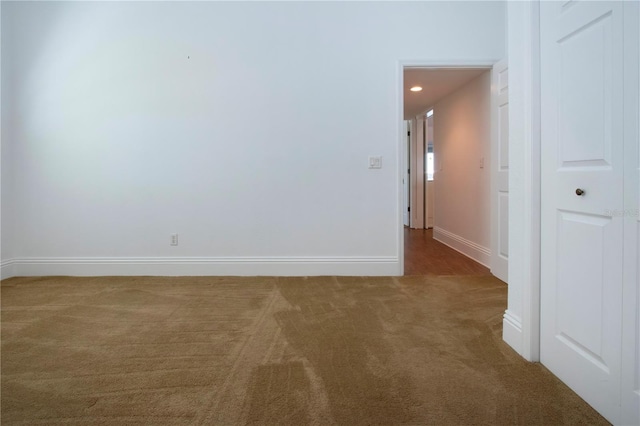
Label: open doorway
xmin=402 ymin=65 xmax=507 ymax=278
xmin=403 ymin=111 xmax=434 ymax=230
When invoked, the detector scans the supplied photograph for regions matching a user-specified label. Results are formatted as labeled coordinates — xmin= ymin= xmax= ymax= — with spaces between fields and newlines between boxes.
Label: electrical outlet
xmin=170 ymin=234 xmax=179 ymax=246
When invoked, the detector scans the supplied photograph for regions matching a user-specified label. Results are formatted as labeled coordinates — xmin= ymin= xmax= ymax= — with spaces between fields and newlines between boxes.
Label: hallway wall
xmin=432 ymin=71 xmax=492 ymax=266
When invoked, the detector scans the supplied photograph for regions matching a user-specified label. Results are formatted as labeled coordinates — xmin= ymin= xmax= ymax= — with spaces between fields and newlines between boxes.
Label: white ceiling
xmin=403 ymin=68 xmax=489 ymax=120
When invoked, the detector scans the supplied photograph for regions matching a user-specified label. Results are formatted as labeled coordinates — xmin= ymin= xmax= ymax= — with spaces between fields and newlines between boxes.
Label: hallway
xmin=404 ymin=227 xmax=492 ymax=276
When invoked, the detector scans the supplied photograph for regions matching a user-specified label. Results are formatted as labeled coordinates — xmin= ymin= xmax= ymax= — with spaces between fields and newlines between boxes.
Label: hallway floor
xmin=404 ymin=227 xmax=492 ymax=276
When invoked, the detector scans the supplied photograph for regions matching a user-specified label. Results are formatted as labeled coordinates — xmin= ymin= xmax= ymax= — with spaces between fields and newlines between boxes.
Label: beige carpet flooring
xmin=1 ymin=275 xmax=608 ymax=425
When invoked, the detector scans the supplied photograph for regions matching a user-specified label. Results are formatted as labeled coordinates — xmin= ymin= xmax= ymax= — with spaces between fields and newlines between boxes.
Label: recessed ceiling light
xmin=410 ymin=86 xmax=423 ymax=92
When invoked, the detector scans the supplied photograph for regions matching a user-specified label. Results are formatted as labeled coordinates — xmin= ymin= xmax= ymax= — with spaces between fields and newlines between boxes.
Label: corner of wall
xmin=502 ymin=309 xmax=523 ymax=355
xmin=503 ymin=0 xmax=541 ymax=363
xmin=1 ymin=259 xmax=15 ymax=280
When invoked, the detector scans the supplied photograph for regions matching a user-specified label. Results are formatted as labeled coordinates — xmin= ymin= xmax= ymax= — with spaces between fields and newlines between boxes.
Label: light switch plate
xmin=369 ymin=156 xmax=382 ymax=169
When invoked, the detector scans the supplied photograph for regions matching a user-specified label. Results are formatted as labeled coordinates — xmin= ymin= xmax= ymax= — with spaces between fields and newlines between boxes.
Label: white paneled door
xmin=541 ymin=1 xmax=632 ymax=423
xmin=404 ymin=121 xmax=411 ymax=227
xmin=410 ymin=117 xmax=425 ymax=229
xmin=491 ymin=59 xmax=508 ymax=283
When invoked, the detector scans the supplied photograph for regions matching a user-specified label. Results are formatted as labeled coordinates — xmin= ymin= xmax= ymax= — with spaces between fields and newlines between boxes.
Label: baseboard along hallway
xmin=404 ymin=227 xmax=491 ymax=276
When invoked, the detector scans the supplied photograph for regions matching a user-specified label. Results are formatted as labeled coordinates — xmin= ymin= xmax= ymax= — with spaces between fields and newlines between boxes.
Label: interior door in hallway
xmin=540 ymin=1 xmax=624 ymax=423
xmin=410 ymin=117 xmax=425 ymax=229
xmin=491 ymin=59 xmax=508 ymax=283
xmin=404 ymin=120 xmax=411 ymax=226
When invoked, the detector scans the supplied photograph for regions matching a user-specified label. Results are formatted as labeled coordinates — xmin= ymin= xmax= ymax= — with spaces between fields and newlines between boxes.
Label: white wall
xmin=432 ymin=71 xmax=492 ymax=266
xmin=0 ymin=1 xmax=15 ymax=276
xmin=503 ymin=1 xmax=540 ymax=360
xmin=0 ymin=1 xmax=505 ymax=277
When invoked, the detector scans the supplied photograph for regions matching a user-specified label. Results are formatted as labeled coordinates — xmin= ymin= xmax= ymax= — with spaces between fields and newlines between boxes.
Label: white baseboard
xmin=0 ymin=256 xmax=400 ymax=278
xmin=432 ymin=227 xmax=491 ymax=267
xmin=1 ymin=259 xmax=16 ymax=280
xmin=503 ymin=309 xmax=523 ymax=355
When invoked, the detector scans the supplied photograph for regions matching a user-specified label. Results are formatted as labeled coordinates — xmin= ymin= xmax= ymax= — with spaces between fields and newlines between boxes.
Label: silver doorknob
xmin=575 ymin=188 xmax=585 ymax=196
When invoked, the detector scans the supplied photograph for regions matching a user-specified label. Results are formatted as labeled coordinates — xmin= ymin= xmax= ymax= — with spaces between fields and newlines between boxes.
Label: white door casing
xmin=491 ymin=59 xmax=509 ymax=283
xmin=540 ymin=1 xmax=625 ymax=423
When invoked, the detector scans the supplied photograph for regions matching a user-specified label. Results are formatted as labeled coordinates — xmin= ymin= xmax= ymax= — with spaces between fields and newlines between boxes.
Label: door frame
xmin=396 ymin=61 xmax=504 ymax=266
xmin=398 ymin=53 xmax=542 ymax=361
xmin=506 ymin=0 xmax=542 ymax=363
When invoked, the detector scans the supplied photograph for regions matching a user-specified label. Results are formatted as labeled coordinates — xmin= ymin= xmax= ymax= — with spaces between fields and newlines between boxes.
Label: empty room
xmin=1 ymin=1 xmax=638 ymax=425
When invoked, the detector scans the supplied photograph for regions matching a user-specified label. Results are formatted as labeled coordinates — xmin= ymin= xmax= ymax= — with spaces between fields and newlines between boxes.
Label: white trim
xmin=505 ymin=0 xmax=541 ymax=363
xmin=621 ymin=2 xmax=640 ymax=423
xmin=503 ymin=309 xmax=523 ymax=354
xmin=432 ymin=226 xmax=491 ymax=268
xmin=1 ymin=259 xmax=16 ymax=280
xmin=1 ymin=256 xmax=399 ymax=277
xmin=397 ymin=62 xmax=405 ymax=276
xmin=523 ymin=0 xmax=542 ymax=365
xmin=402 ymin=60 xmax=497 ymax=69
